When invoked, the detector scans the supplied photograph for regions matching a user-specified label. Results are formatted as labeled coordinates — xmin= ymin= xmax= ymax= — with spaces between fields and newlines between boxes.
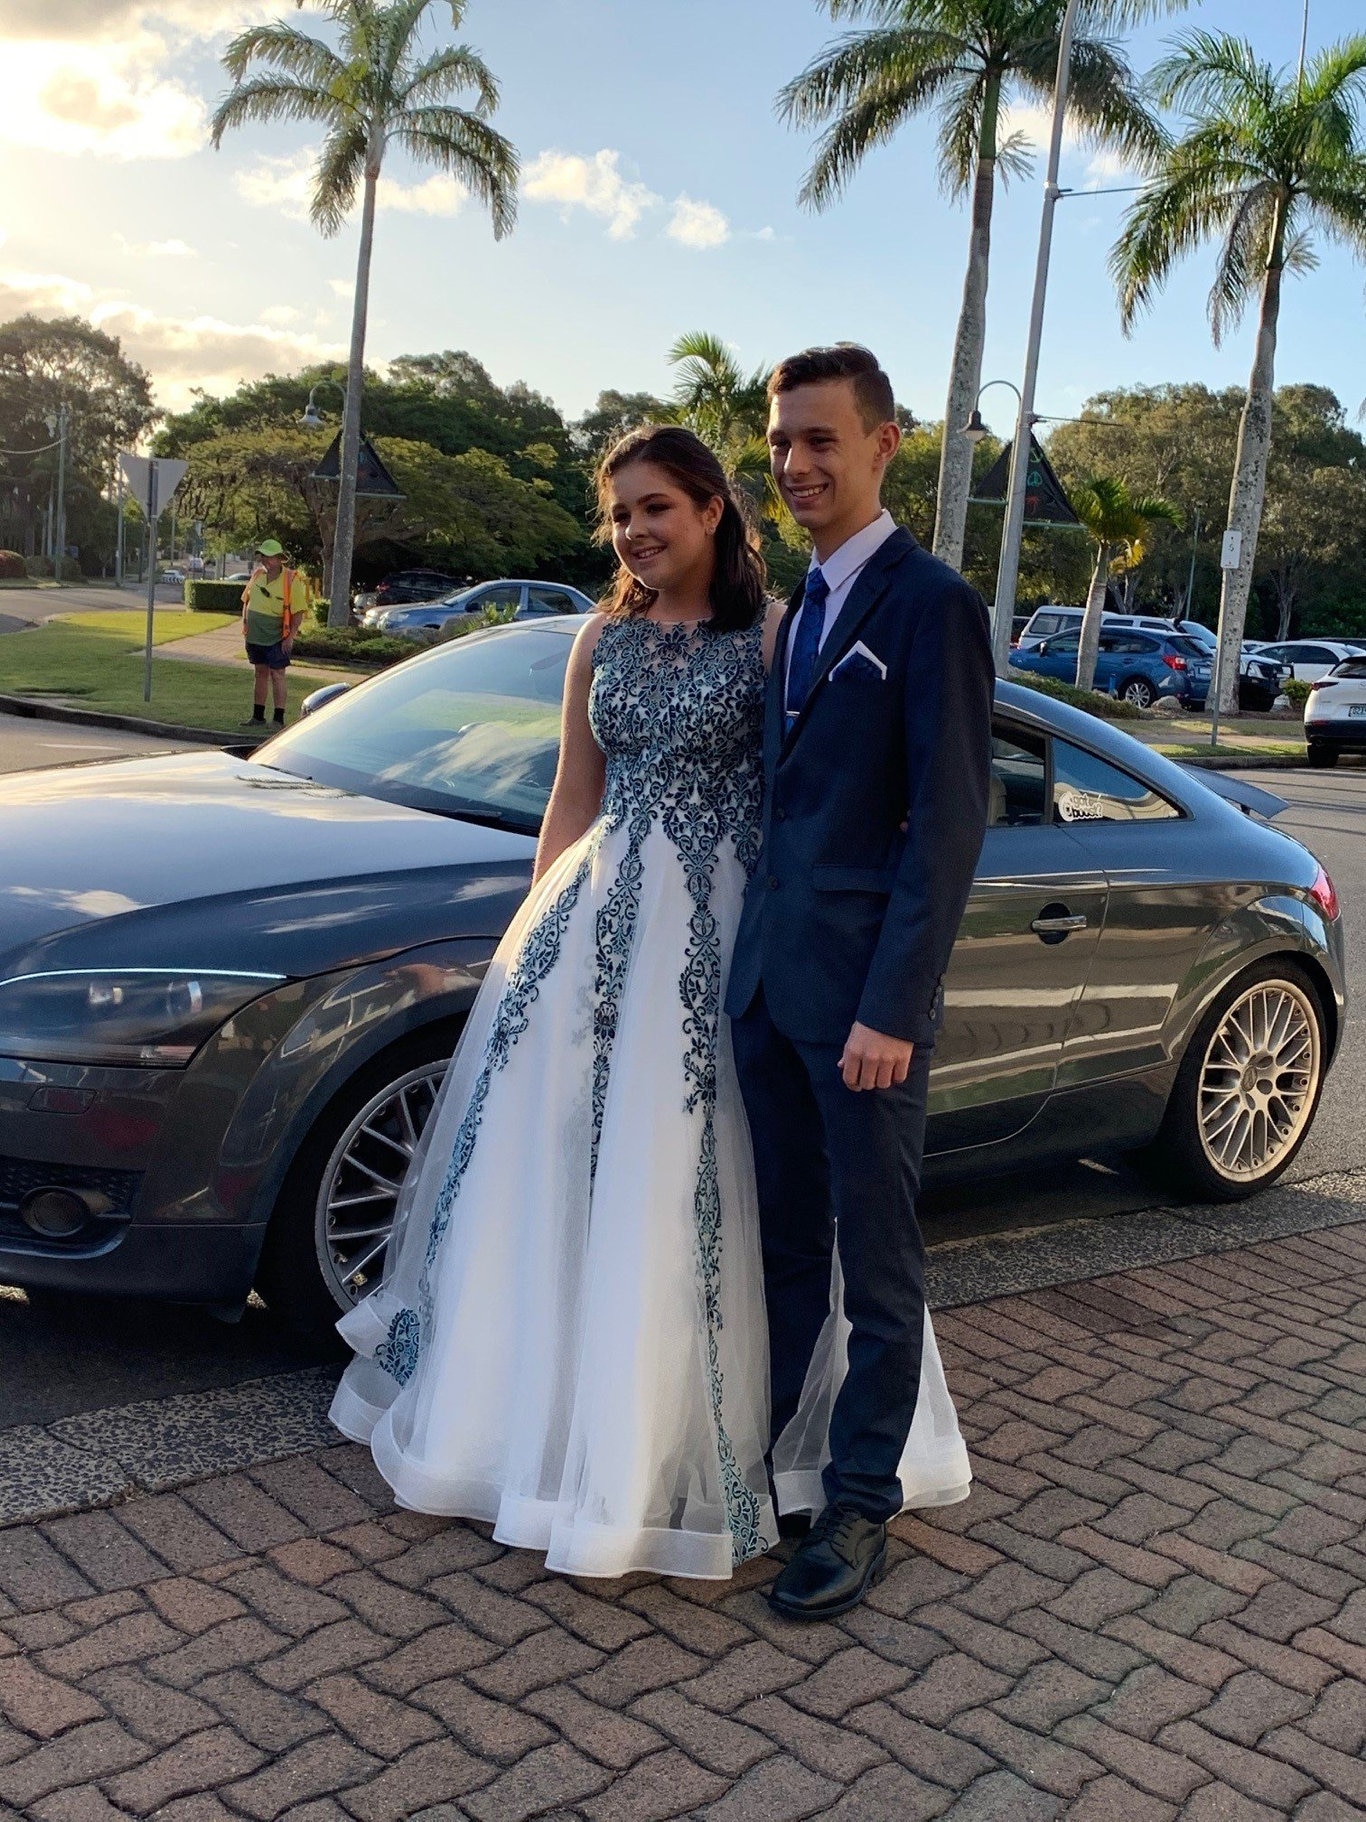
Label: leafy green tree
xmin=1256 ymin=462 xmax=1366 ymax=640
xmin=1112 ymin=29 xmax=1366 ymax=709
xmin=211 ymin=0 xmax=518 ymax=622
xmin=1071 ymin=475 xmax=1182 ymax=688
xmin=777 ymin=0 xmax=1171 ymax=575
xmin=573 ymin=390 xmax=670 ymax=457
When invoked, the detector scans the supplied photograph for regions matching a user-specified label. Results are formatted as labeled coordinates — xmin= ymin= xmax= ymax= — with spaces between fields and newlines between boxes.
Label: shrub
xmin=437 ymin=605 xmax=518 ymax=644
xmin=186 ymin=579 xmax=247 ymax=613
xmin=0 ymin=550 xmax=26 ymax=579
xmin=290 ymin=625 xmax=415 ymax=668
xmin=1283 ymin=678 xmax=1312 ymax=711
xmin=25 ymin=554 xmax=52 ymax=578
xmin=1005 ymin=670 xmax=1144 ymax=721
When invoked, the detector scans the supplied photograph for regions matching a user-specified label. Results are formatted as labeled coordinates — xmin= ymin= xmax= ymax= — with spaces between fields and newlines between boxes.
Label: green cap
xmin=255 ymin=538 xmax=285 ymax=558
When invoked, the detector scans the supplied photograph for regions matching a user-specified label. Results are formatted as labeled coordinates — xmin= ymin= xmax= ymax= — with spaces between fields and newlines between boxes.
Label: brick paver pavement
xmin=3 ymin=1224 xmax=1365 ymax=1821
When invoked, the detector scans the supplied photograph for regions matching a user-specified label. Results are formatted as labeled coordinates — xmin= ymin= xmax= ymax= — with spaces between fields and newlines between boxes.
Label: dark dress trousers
xmin=726 ymin=525 xmax=994 ymax=1520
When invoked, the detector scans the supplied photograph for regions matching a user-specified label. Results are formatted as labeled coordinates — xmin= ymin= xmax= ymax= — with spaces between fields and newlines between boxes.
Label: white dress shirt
xmin=785 ymin=509 xmax=897 ymax=695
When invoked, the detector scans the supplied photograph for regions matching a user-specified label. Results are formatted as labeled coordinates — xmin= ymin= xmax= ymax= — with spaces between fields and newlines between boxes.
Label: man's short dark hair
xmin=767 ymin=344 xmax=895 ymax=431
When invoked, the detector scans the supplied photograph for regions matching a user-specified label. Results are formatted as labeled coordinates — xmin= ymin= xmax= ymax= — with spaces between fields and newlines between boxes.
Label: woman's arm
xmin=533 ymin=614 xmax=609 ymax=883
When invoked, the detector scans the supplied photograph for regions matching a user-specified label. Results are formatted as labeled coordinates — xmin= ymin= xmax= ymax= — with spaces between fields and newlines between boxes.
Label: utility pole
xmin=990 ymin=0 xmax=1080 ymax=675
xmin=44 ymin=405 xmax=70 ymax=585
xmin=115 ymin=472 xmax=125 ymax=588
xmin=1185 ymin=507 xmax=1202 ymax=616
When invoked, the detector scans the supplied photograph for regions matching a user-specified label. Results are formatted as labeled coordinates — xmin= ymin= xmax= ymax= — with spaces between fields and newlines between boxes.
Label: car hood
xmin=0 ymin=749 xmax=536 ymax=979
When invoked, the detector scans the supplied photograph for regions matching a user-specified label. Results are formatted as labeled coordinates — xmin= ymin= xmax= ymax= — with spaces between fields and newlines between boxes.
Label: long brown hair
xmin=595 ymin=425 xmax=767 ymax=633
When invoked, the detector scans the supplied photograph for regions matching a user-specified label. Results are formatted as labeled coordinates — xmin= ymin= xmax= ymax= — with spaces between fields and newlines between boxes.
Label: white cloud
xmin=1001 ymin=100 xmax=1146 ymax=189
xmin=523 ymin=149 xmax=661 ymax=241
xmin=0 ymin=34 xmax=206 ymax=159
xmin=667 ymin=196 xmax=730 ymax=250
xmin=0 ymin=266 xmax=344 ymax=410
xmin=259 ymin=304 xmax=301 ymax=326
xmin=0 ymin=0 xmax=256 ymax=37
xmin=116 ymin=234 xmax=196 ymax=258
xmin=235 ymin=150 xmax=468 ymax=223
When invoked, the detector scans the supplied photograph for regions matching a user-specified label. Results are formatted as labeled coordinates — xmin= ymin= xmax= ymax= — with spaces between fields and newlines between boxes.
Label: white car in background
xmin=1304 ymin=655 xmax=1366 ymax=767
xmin=1255 ymin=639 xmax=1366 ymax=682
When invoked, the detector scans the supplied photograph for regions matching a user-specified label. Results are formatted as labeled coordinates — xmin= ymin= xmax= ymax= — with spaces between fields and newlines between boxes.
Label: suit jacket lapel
xmin=781 ymin=529 xmax=914 ymax=752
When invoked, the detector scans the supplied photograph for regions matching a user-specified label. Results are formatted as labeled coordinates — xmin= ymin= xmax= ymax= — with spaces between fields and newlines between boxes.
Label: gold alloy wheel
xmin=1196 ymin=979 xmax=1321 ymax=1184
xmin=315 ymin=1060 xmax=449 ymax=1308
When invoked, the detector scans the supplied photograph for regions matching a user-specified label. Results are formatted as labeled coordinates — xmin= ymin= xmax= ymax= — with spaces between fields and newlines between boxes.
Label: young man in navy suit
xmin=727 ymin=345 xmax=994 ymax=1619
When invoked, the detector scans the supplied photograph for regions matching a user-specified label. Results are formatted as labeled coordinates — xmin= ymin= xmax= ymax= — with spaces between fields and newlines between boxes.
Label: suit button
xmin=767 ymin=876 xmax=780 ymax=891
xmin=774 ymin=807 xmax=787 ymax=821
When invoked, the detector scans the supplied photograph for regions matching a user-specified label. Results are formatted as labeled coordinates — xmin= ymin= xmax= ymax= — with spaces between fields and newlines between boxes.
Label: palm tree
xmin=212 ymin=0 xmax=518 ymax=626
xmin=665 ymin=331 xmax=774 ymax=514
xmin=1072 ymin=473 xmax=1182 ymax=690
xmin=1113 ymin=30 xmax=1366 ymax=711
xmin=777 ymin=0 xmax=1174 ymax=575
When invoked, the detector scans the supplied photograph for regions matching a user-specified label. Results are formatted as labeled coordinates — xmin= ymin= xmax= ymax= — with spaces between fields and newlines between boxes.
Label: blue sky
xmin=0 ymin=0 xmax=1362 ymax=430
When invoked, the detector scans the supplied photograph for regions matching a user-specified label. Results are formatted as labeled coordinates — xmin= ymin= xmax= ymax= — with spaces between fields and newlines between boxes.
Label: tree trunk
xmin=1276 ymin=581 xmax=1294 ymax=641
xmin=1076 ymin=543 xmax=1110 ymax=691
xmin=933 ymin=77 xmax=999 ymax=573
xmin=1214 ymin=205 xmax=1286 ymax=712
xmin=328 ymin=150 xmax=380 ymax=629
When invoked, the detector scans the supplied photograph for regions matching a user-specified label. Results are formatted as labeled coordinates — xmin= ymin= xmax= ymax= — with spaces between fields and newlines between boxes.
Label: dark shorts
xmin=246 ymin=640 xmax=290 ymax=671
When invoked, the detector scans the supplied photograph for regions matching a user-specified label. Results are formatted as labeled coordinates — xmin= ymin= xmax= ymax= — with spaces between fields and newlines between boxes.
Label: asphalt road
xmin=1 ymin=735 xmax=1362 ymax=1428
xmin=0 ymin=711 xmax=182 ymax=773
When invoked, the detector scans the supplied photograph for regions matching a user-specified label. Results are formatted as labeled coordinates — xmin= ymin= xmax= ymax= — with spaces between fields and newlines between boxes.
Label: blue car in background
xmin=1011 ymin=627 xmax=1213 ymax=710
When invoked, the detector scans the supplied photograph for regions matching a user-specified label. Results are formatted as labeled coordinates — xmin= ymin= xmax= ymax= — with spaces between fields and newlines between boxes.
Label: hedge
xmin=291 ymin=625 xmax=417 ymax=668
xmin=1005 ymin=670 xmax=1144 ymax=721
xmin=185 ymin=579 xmax=248 ymax=613
xmin=0 ymin=550 xmax=25 ymax=580
xmin=24 ymin=554 xmax=81 ymax=581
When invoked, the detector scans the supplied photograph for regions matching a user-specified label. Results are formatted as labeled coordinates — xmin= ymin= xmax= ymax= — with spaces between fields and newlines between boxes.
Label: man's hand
xmin=839 ymin=1021 xmax=914 ymax=1091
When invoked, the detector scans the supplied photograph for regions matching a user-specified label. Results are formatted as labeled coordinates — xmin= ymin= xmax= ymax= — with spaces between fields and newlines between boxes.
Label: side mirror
xmin=301 ymin=682 xmax=351 ymax=718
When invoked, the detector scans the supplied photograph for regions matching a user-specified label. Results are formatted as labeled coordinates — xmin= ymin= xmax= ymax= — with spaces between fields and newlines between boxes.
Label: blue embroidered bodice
xmin=589 ymin=616 xmax=766 ymax=869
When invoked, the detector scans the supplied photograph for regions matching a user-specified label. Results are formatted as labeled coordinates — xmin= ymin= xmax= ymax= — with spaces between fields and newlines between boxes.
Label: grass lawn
xmin=1156 ymin=741 xmax=1307 ymax=762
xmin=0 ymin=612 xmax=367 ymax=734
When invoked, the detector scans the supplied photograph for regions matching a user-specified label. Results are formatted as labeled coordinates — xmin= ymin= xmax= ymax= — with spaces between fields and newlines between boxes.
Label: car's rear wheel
xmin=256 ymin=1030 xmax=454 ymax=1334
xmin=1307 ymin=742 xmax=1339 ymax=768
xmin=1120 ymin=676 xmax=1156 ymax=710
xmin=1157 ymin=960 xmax=1326 ymax=1202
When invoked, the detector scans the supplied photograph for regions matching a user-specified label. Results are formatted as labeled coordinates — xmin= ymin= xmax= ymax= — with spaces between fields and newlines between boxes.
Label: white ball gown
xmin=330 ymin=613 xmax=971 ymax=1580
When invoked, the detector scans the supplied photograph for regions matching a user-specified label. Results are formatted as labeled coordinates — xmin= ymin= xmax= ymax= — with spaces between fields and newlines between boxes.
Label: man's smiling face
xmin=767 ymin=380 xmax=899 ymax=560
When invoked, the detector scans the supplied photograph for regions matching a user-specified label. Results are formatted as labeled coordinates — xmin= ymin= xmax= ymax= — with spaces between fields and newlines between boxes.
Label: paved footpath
xmin=2 ymin=1227 xmax=1365 ymax=1822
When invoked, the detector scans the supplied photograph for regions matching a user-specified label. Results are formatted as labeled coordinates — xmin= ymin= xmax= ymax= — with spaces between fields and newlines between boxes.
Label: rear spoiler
xmin=1182 ymin=766 xmax=1289 ymax=820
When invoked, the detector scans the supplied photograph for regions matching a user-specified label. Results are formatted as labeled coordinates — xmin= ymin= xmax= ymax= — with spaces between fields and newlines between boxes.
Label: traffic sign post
xmin=118 ymin=454 xmax=188 ymax=702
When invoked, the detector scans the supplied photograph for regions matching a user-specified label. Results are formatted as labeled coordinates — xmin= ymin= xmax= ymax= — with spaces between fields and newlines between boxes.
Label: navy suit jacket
xmin=725 ymin=526 xmax=994 ymax=1048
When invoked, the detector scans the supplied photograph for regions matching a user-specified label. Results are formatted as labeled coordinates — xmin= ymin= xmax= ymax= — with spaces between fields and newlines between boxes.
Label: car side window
xmin=989 ymin=724 xmax=1048 ymax=828
xmin=1045 ymin=632 xmax=1080 ymax=655
xmin=526 ymin=587 xmax=576 ymax=615
xmin=1053 ymin=740 xmax=1179 ymax=823
xmin=1301 ymin=646 xmax=1336 ymax=664
xmin=475 ymin=586 xmax=523 ymax=614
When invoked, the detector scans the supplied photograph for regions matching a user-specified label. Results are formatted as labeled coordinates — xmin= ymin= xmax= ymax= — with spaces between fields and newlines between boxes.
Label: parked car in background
xmin=0 ymin=619 xmax=1343 ymax=1332
xmin=1011 ymin=627 xmax=1212 ymax=709
xmin=1017 ymin=609 xmax=1283 ymax=708
xmin=1304 ymin=655 xmax=1366 ymax=767
xmin=362 ymin=568 xmax=460 ymax=615
xmin=362 ymin=578 xmax=597 ymax=637
xmin=1255 ymin=639 xmax=1366 ymax=682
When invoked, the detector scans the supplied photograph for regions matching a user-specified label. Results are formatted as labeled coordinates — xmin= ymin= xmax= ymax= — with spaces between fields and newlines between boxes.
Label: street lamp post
xmin=301 ymin=379 xmax=348 ymax=609
xmin=989 ymin=0 xmax=1080 ymax=676
xmin=44 ymin=404 xmax=70 ymax=587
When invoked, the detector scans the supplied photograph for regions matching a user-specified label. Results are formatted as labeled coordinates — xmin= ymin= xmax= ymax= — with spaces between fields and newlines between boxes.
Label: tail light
xmin=1162 ymin=654 xmax=1187 ymax=672
xmin=1309 ymin=865 xmax=1340 ymax=922
xmin=1308 ymin=677 xmax=1333 ymax=691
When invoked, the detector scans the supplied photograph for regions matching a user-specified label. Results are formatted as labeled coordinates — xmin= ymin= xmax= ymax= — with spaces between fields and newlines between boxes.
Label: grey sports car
xmin=0 ymin=619 xmax=1345 ymax=1332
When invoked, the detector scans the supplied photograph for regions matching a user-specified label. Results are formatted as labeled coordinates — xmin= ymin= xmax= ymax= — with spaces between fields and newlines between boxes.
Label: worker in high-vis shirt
xmin=241 ymin=538 xmax=311 ymax=728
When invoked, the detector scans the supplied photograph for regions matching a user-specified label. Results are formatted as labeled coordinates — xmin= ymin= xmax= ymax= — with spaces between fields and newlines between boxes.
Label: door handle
xmin=1031 ymin=912 xmax=1088 ymax=939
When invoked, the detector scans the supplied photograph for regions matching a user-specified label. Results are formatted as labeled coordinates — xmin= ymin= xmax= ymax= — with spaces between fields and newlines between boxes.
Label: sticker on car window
xmin=1057 ymin=787 xmax=1105 ymax=822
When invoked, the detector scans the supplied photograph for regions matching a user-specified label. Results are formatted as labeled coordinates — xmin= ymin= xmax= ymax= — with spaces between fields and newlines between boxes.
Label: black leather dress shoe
xmin=766 ymin=1501 xmax=887 ymax=1620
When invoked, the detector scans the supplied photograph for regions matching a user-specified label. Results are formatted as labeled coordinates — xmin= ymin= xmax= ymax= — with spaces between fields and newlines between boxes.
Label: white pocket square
xmin=831 ymin=640 xmax=888 ymax=681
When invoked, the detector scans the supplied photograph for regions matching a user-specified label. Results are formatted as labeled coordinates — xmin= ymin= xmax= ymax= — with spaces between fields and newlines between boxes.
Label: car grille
xmin=0 ymin=1154 xmax=142 ymax=1244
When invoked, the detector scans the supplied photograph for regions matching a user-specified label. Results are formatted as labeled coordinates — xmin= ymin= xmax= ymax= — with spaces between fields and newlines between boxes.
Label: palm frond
xmin=311 ymin=121 xmax=369 ymax=235
xmin=221 ymin=19 xmax=344 ymax=87
xmin=1208 ymin=179 xmax=1281 ymax=344
xmin=1054 ymin=34 xmax=1165 ymax=165
xmin=392 ymin=106 xmax=519 ymax=236
xmin=400 ymin=43 xmax=499 ymax=113
xmin=1149 ymin=30 xmax=1277 ymax=118
xmin=210 ymin=75 xmax=338 ymax=146
xmin=1111 ymin=155 xmax=1244 ymax=329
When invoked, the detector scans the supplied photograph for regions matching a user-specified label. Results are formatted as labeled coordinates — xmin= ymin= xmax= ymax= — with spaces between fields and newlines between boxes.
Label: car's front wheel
xmin=1120 ymin=676 xmax=1156 ymax=710
xmin=256 ymin=1030 xmax=454 ymax=1334
xmin=1157 ymin=960 xmax=1327 ymax=1202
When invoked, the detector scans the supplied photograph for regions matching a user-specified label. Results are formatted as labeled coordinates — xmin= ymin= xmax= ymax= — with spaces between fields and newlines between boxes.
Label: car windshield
xmin=259 ymin=624 xmax=572 ymax=833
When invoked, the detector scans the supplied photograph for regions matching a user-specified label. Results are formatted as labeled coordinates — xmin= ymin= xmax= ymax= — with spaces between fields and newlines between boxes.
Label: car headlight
xmin=0 ymin=969 xmax=285 ymax=1066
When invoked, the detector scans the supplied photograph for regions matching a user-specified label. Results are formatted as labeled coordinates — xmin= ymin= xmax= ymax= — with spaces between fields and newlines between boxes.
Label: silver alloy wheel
xmin=1123 ymin=678 xmax=1155 ymax=709
xmin=1196 ymin=979 xmax=1320 ymax=1183
xmin=315 ymin=1060 xmax=449 ymax=1309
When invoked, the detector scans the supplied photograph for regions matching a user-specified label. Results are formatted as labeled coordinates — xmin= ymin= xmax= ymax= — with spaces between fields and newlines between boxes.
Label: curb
xmin=0 ymin=691 xmax=260 ymax=749
xmin=1171 ymin=750 xmax=1307 ymax=770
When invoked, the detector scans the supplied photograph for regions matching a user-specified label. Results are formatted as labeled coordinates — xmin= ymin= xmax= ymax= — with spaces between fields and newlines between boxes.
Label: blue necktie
xmin=786 ymin=567 xmax=829 ymax=721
